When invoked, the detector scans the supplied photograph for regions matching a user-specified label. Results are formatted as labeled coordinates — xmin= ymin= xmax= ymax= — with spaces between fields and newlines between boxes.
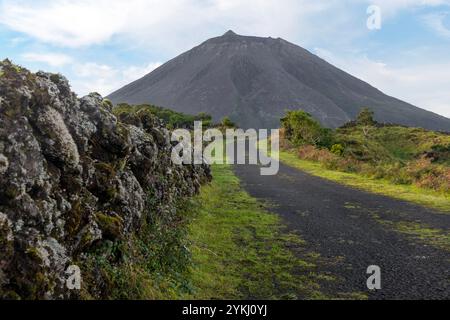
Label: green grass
xmin=383 ymin=221 xmax=450 ymax=252
xmin=336 ymin=125 xmax=450 ymax=162
xmin=183 ymin=164 xmax=345 ymax=300
xmin=275 ymin=149 xmax=450 ymax=213
xmin=343 ymin=205 xmax=450 ymax=253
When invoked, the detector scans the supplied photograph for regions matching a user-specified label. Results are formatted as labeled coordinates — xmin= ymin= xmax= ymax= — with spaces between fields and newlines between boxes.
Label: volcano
xmin=108 ymin=30 xmax=450 ymax=131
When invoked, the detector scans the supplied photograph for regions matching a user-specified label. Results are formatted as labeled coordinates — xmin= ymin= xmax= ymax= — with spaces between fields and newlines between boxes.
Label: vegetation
xmin=281 ymin=110 xmax=333 ymax=148
xmin=78 ymin=193 xmax=199 ymax=300
xmin=280 ymin=108 xmax=450 ymax=196
xmin=275 ymin=149 xmax=450 ymax=212
xmin=220 ymin=116 xmax=237 ymax=129
xmin=114 ymin=103 xmax=213 ymax=129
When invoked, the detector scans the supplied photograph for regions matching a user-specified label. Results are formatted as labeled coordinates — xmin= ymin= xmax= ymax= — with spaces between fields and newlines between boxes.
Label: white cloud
xmin=0 ymin=0 xmax=128 ymax=47
xmin=70 ymin=61 xmax=161 ymax=96
xmin=21 ymin=52 xmax=73 ymax=67
xmin=423 ymin=12 xmax=450 ymax=38
xmin=1 ymin=0 xmax=448 ymax=54
xmin=368 ymin=0 xmax=450 ymax=16
xmin=315 ymin=48 xmax=450 ymax=118
xmin=0 ymin=0 xmax=357 ymax=51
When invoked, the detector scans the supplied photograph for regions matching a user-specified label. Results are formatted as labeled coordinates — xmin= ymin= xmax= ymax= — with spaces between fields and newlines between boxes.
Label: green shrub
xmin=114 ymin=103 xmax=213 ymax=130
xmin=221 ymin=116 xmax=236 ymax=128
xmin=281 ymin=110 xmax=334 ymax=148
xmin=102 ymin=99 xmax=114 ymax=111
xmin=356 ymin=107 xmax=376 ymax=126
xmin=330 ymin=144 xmax=344 ymax=156
xmin=280 ymin=107 xmax=450 ymax=193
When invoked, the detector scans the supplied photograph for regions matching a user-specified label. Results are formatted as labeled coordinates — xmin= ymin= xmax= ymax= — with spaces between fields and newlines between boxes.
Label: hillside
xmin=108 ymin=31 xmax=450 ymax=131
xmin=281 ymin=110 xmax=450 ymax=193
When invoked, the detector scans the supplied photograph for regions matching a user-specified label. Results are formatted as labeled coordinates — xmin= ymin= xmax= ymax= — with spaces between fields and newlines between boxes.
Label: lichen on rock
xmin=0 ymin=154 xmax=8 ymax=174
xmin=0 ymin=59 xmax=211 ymax=299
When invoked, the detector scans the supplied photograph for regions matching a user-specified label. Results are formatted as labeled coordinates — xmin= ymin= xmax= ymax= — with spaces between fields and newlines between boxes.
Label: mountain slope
xmin=108 ymin=31 xmax=450 ymax=131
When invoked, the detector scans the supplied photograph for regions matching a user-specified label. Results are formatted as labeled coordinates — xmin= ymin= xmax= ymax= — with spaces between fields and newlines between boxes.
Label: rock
xmin=0 ymin=60 xmax=211 ymax=299
xmin=0 ymin=154 xmax=8 ymax=174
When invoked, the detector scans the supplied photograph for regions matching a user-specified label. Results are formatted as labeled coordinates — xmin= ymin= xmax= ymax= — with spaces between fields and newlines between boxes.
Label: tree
xmin=196 ymin=112 xmax=213 ymax=128
xmin=356 ymin=107 xmax=376 ymax=126
xmin=356 ymin=107 xmax=376 ymax=137
xmin=281 ymin=110 xmax=334 ymax=148
xmin=221 ymin=116 xmax=236 ymax=128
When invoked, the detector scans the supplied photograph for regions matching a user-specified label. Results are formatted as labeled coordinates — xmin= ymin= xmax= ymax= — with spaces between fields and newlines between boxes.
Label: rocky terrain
xmin=0 ymin=60 xmax=210 ymax=299
xmin=108 ymin=31 xmax=450 ymax=131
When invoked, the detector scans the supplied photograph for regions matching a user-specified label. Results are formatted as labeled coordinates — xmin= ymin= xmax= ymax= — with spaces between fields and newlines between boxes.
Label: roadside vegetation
xmin=279 ymin=108 xmax=450 ymax=212
xmin=114 ymin=103 xmax=213 ymax=129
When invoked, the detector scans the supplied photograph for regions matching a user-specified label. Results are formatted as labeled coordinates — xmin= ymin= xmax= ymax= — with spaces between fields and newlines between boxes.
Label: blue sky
xmin=1 ymin=0 xmax=450 ymax=118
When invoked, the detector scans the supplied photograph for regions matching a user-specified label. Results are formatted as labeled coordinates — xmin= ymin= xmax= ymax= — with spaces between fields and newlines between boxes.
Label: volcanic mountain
xmin=108 ymin=30 xmax=450 ymax=131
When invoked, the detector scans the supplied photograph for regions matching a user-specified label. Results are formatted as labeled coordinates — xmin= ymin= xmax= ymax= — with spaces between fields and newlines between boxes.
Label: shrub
xmin=114 ymin=103 xmax=213 ymax=130
xmin=280 ymin=108 xmax=450 ymax=193
xmin=281 ymin=110 xmax=334 ymax=148
xmin=221 ymin=116 xmax=236 ymax=128
xmin=330 ymin=144 xmax=344 ymax=156
xmin=356 ymin=107 xmax=376 ymax=126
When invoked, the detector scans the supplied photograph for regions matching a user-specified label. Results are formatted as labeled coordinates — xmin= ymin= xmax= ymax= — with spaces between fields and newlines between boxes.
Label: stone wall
xmin=0 ymin=60 xmax=210 ymax=299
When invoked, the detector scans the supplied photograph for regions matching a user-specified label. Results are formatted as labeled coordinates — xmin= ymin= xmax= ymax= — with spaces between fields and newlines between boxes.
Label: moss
xmin=95 ymin=212 xmax=124 ymax=240
xmin=4 ymin=185 xmax=22 ymax=199
xmin=377 ymin=219 xmax=450 ymax=252
xmin=13 ymin=65 xmax=23 ymax=73
xmin=117 ymin=158 xmax=128 ymax=171
xmin=49 ymin=73 xmax=62 ymax=84
xmin=95 ymin=162 xmax=116 ymax=176
xmin=26 ymin=271 xmax=53 ymax=299
xmin=65 ymin=200 xmax=84 ymax=237
xmin=1 ymin=290 xmax=21 ymax=300
xmin=0 ymin=225 xmax=13 ymax=265
xmin=116 ymin=122 xmax=130 ymax=141
xmin=3 ymin=105 xmax=22 ymax=118
xmin=102 ymin=99 xmax=114 ymax=111
xmin=25 ymin=247 xmax=43 ymax=264
xmin=93 ymin=162 xmax=129 ymax=201
xmin=94 ymin=162 xmax=117 ymax=190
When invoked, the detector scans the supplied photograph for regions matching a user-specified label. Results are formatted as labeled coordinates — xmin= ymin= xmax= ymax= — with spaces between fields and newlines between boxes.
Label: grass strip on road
xmin=184 ymin=164 xmax=340 ymax=300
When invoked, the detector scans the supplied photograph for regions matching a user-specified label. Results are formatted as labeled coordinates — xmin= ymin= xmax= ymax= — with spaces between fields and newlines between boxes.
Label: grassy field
xmin=275 ymin=149 xmax=450 ymax=213
xmin=183 ymin=164 xmax=343 ymax=300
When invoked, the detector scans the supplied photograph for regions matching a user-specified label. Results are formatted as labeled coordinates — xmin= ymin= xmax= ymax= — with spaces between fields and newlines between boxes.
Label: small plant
xmin=102 ymin=99 xmax=114 ymax=111
xmin=221 ymin=116 xmax=236 ymax=128
xmin=330 ymin=144 xmax=344 ymax=156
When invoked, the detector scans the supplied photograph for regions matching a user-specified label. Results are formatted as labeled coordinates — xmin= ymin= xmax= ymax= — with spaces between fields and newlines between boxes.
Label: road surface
xmin=233 ymin=159 xmax=450 ymax=299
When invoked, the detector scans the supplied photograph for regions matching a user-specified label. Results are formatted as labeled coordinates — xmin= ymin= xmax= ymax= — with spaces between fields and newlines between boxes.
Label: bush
xmin=356 ymin=107 xmax=376 ymax=126
xmin=281 ymin=110 xmax=334 ymax=148
xmin=221 ymin=117 xmax=236 ymax=128
xmin=114 ymin=103 xmax=213 ymax=130
xmin=330 ymin=144 xmax=344 ymax=156
xmin=280 ymin=108 xmax=450 ymax=193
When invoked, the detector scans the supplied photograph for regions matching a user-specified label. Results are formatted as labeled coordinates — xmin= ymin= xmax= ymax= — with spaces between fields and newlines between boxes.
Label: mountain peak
xmin=223 ymin=30 xmax=237 ymax=36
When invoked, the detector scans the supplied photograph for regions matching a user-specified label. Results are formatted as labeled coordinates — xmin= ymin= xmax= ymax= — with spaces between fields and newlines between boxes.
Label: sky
xmin=0 ymin=0 xmax=449 ymax=118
